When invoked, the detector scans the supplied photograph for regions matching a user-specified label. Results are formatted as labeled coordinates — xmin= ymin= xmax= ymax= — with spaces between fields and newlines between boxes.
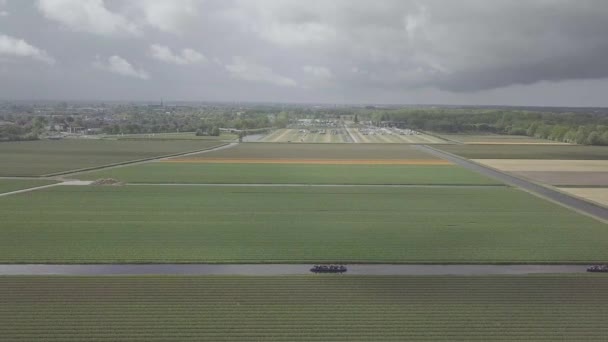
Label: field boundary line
xmin=125 ymin=183 xmax=507 ymax=188
xmin=0 ymin=264 xmax=589 ymax=275
xmin=44 ymin=142 xmax=235 ymax=178
xmin=417 ymin=145 xmax=608 ymax=223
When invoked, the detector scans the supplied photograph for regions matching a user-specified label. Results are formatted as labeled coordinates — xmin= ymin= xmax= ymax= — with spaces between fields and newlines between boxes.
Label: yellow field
xmin=162 ymin=158 xmax=452 ymax=165
xmin=558 ymin=188 xmax=608 ymax=207
xmin=472 ymin=159 xmax=608 ymax=172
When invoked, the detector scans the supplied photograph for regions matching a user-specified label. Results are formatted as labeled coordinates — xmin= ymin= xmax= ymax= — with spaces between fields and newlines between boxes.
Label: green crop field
xmin=182 ymin=143 xmax=442 ymax=160
xmin=1 ymin=185 xmax=606 ymax=263
xmin=0 ymin=139 xmax=226 ymax=176
xmin=0 ymin=179 xmax=58 ymax=194
xmin=81 ymin=163 xmax=500 ymax=185
xmin=436 ymin=144 xmax=608 ymax=159
xmin=2 ymin=275 xmax=608 ymax=341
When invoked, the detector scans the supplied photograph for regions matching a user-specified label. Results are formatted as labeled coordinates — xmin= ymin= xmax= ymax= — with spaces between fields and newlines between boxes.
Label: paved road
xmin=416 ymin=145 xmax=608 ymax=222
xmin=0 ymin=264 xmax=589 ymax=276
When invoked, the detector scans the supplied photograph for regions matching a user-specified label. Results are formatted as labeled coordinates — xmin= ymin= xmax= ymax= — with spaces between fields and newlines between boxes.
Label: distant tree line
xmin=102 ymin=111 xmax=274 ymax=135
xmin=367 ymin=109 xmax=608 ymax=145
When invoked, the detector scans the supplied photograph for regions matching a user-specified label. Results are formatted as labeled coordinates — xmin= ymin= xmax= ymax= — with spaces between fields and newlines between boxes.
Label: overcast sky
xmin=1 ymin=0 xmax=608 ymax=106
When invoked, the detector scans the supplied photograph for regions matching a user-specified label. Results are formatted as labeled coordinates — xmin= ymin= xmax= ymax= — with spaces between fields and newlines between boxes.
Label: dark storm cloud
xmin=1 ymin=0 xmax=608 ymax=104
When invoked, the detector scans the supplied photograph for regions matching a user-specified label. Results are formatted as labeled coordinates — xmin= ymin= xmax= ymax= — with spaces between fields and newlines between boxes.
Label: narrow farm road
xmin=0 ymin=264 xmax=588 ymax=276
xmin=416 ymin=145 xmax=608 ymax=222
xmin=0 ymin=183 xmax=64 ymax=197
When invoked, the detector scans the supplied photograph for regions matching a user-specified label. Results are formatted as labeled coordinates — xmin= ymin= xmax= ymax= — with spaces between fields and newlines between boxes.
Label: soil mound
xmin=91 ymin=178 xmax=124 ymax=186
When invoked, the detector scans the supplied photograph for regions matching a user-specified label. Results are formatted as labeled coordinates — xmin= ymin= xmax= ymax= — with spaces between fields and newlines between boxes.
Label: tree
xmin=575 ymin=127 xmax=588 ymax=145
xmin=210 ymin=126 xmax=221 ymax=136
xmin=586 ymin=131 xmax=601 ymax=145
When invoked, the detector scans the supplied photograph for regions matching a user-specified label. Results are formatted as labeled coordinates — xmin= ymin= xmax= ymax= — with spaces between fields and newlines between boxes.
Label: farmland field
xmin=0 ymin=179 xmax=58 ymax=194
xmin=436 ymin=144 xmax=608 ymax=159
xmin=81 ymin=143 xmax=498 ymax=185
xmin=514 ymin=171 xmax=608 ymax=186
xmin=260 ymin=129 xmax=351 ymax=143
xmin=2 ymin=275 xmax=608 ymax=341
xmin=559 ymin=188 xmax=608 ymax=207
xmin=1 ymin=185 xmax=606 ymax=263
xmin=471 ymin=160 xmax=608 ymax=187
xmin=345 ymin=128 xmax=447 ymax=144
xmin=438 ymin=133 xmax=565 ymax=144
xmin=0 ymin=139 xmax=226 ymax=176
xmin=81 ymin=163 xmax=498 ymax=185
xmin=473 ymin=159 xmax=608 ymax=172
xmin=187 ymin=143 xmax=439 ymax=159
xmin=259 ymin=128 xmax=447 ymax=143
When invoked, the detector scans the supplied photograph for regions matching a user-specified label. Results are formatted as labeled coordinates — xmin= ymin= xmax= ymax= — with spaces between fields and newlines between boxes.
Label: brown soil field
xmin=473 ymin=159 xmax=608 ymax=172
xmin=180 ymin=143 xmax=442 ymax=160
xmin=558 ymin=188 xmax=608 ymax=207
xmin=514 ymin=171 xmax=608 ymax=186
xmin=163 ymin=158 xmax=452 ymax=165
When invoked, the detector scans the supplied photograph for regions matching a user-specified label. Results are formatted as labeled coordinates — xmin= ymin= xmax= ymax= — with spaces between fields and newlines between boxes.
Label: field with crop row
xmin=81 ymin=163 xmax=498 ymax=185
xmin=260 ymin=129 xmax=351 ymax=143
xmin=346 ymin=128 xmax=446 ymax=144
xmin=0 ymin=139 xmax=226 ymax=176
xmin=80 ymin=142 xmax=500 ymax=185
xmin=2 ymin=275 xmax=608 ymax=341
xmin=0 ymin=179 xmax=58 ymax=194
xmin=436 ymin=144 xmax=608 ymax=160
xmin=1 ymin=185 xmax=606 ymax=263
xmin=182 ymin=143 xmax=440 ymax=160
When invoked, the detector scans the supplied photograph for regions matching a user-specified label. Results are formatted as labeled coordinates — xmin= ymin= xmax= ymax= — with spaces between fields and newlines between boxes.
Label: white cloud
xmin=0 ymin=34 xmax=55 ymax=64
xmin=135 ymin=0 xmax=199 ymax=34
xmin=231 ymin=0 xmax=337 ymax=47
xmin=149 ymin=44 xmax=206 ymax=65
xmin=37 ymin=0 xmax=140 ymax=36
xmin=225 ymin=56 xmax=296 ymax=87
xmin=93 ymin=55 xmax=149 ymax=79
xmin=302 ymin=65 xmax=333 ymax=80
